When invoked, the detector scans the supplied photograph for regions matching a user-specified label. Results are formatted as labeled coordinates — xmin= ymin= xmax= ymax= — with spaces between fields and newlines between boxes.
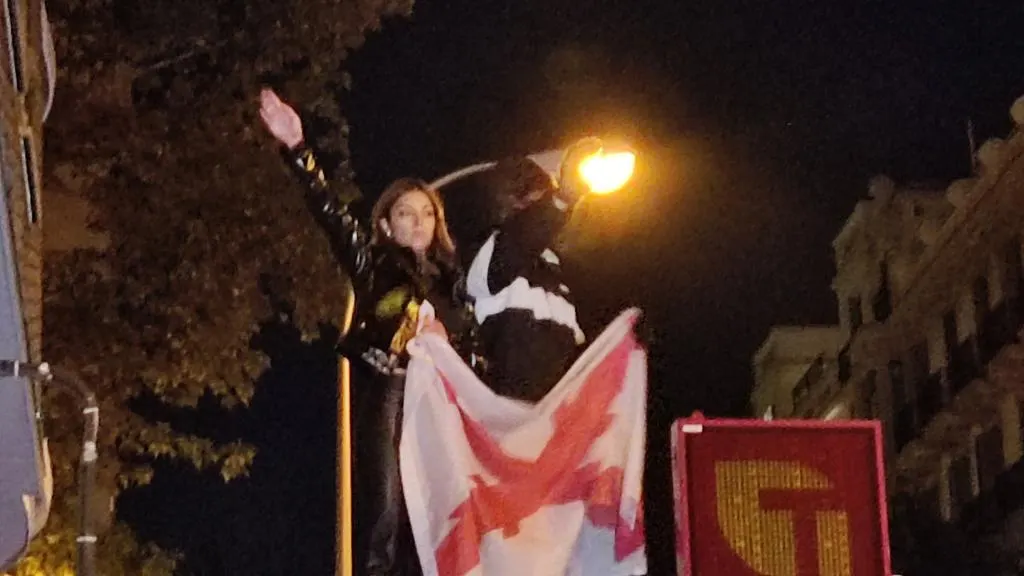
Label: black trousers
xmin=480 ymin=316 xmax=578 ymax=403
xmin=352 ymin=366 xmax=422 ymax=576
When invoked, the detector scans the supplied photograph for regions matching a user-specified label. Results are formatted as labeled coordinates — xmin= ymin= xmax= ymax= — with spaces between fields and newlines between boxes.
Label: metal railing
xmin=0 ymin=360 xmax=98 ymax=576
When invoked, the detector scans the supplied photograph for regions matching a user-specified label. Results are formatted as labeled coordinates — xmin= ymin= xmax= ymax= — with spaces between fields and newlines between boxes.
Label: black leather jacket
xmin=285 ymin=144 xmax=480 ymax=373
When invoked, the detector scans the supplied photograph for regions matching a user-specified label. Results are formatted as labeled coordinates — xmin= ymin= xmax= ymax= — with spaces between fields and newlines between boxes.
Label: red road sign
xmin=672 ymin=416 xmax=892 ymax=576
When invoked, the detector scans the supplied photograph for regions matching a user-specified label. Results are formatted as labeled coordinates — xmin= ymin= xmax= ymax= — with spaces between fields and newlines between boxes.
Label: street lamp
xmin=428 ymin=138 xmax=636 ymax=194
xmin=577 ymin=149 xmax=636 ymax=195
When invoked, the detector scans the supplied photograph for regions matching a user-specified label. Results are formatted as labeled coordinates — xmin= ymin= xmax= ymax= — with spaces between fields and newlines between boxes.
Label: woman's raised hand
xmin=259 ymin=88 xmax=304 ymax=149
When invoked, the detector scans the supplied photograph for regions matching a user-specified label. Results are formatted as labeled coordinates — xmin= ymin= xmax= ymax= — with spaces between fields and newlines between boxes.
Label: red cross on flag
xmin=400 ymin=308 xmax=648 ymax=576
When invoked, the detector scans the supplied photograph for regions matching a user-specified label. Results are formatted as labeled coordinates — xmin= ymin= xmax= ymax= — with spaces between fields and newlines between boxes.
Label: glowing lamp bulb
xmin=577 ymin=150 xmax=636 ymax=195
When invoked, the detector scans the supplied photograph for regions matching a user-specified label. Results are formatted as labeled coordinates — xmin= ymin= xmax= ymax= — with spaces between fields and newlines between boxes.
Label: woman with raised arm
xmin=259 ymin=88 xmax=475 ymax=576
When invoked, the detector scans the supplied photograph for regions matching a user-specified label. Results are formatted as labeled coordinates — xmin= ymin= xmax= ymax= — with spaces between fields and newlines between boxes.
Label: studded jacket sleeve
xmin=284 ymin=144 xmax=373 ymax=288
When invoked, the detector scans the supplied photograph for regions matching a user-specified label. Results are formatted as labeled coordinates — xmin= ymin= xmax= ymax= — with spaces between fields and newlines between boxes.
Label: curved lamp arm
xmin=429 ymin=141 xmax=635 ymax=196
xmin=428 ymin=149 xmax=565 ymax=191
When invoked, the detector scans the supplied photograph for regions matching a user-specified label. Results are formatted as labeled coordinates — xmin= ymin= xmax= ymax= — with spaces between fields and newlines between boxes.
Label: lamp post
xmin=336 ymin=287 xmax=355 ymax=576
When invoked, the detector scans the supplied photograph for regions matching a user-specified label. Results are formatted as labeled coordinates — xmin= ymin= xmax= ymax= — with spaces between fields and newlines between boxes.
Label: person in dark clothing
xmin=465 ymin=140 xmax=601 ymax=403
xmin=259 ymin=89 xmax=476 ymax=576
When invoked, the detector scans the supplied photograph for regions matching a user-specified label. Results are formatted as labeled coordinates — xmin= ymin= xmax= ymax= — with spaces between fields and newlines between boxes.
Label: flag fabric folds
xmin=400 ymin=307 xmax=647 ymax=576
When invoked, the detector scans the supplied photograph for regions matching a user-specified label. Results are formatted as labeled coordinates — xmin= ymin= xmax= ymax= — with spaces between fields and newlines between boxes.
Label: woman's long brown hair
xmin=370 ymin=177 xmax=457 ymax=268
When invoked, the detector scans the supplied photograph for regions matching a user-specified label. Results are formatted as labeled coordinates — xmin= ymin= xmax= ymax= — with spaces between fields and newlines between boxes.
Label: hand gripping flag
xmin=401 ymin=308 xmax=648 ymax=576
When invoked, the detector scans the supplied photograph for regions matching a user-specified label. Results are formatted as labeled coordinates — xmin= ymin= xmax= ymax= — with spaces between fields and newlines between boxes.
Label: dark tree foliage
xmin=15 ymin=0 xmax=413 ymax=571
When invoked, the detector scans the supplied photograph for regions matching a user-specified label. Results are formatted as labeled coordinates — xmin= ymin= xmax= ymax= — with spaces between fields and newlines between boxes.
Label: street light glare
xmin=577 ymin=149 xmax=636 ymax=195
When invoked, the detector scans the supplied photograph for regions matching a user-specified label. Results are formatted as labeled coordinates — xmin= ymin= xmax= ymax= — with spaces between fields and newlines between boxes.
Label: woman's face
xmin=382 ymin=189 xmax=437 ymax=255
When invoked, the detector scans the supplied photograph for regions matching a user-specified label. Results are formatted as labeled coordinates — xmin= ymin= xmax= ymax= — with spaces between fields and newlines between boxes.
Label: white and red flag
xmin=400 ymin=308 xmax=648 ymax=576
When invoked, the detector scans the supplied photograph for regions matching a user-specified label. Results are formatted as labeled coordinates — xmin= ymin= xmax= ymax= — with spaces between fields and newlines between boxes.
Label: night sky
xmin=343 ymin=0 xmax=1024 ymax=419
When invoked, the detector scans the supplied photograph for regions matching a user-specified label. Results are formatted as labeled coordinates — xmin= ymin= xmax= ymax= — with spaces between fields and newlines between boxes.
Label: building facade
xmin=2 ymin=0 xmax=52 ymax=359
xmin=0 ymin=0 xmax=54 ymax=568
xmin=752 ymin=96 xmax=1024 ymax=572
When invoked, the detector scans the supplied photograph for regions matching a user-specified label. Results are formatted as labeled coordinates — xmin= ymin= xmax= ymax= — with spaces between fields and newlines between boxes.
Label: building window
xmin=942 ymin=310 xmax=976 ymax=395
xmin=858 ymin=370 xmax=877 ymax=419
xmin=949 ymin=454 xmax=974 ymax=517
xmin=894 ymin=405 xmax=914 ymax=451
xmin=918 ymin=371 xmax=943 ymax=429
xmin=982 ymin=247 xmax=1020 ymax=362
xmin=908 ymin=342 xmax=929 ymax=385
xmin=1018 ymin=402 xmax=1024 ymax=448
xmin=3 ymin=0 xmax=23 ymax=91
xmin=892 ymin=403 xmax=917 ymax=448
xmin=837 ymin=345 xmax=851 ymax=383
xmin=20 ymin=137 xmax=38 ymax=224
xmin=888 ymin=359 xmax=905 ymax=407
xmin=872 ymin=260 xmax=892 ymax=322
xmin=907 ymin=342 xmax=938 ymax=428
xmin=918 ymin=484 xmax=941 ymax=521
xmin=973 ymin=275 xmax=990 ymax=327
xmin=848 ymin=296 xmax=863 ymax=332
xmin=972 ymin=275 xmax=992 ymax=367
xmin=976 ymin=427 xmax=1004 ymax=493
xmin=889 ymin=358 xmax=914 ymax=449
xmin=942 ymin=310 xmax=958 ymax=354
xmin=1003 ymin=237 xmax=1023 ymax=300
